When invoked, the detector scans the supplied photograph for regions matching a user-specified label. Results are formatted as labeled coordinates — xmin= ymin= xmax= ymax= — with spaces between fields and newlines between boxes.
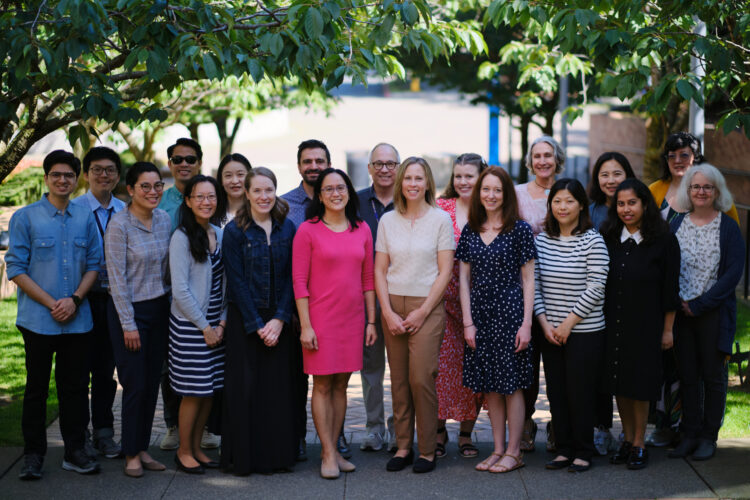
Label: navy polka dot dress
xmin=456 ymin=220 xmax=536 ymax=395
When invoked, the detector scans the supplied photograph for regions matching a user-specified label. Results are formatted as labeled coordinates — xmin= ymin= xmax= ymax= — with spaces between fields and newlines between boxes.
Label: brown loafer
xmin=141 ymin=459 xmax=166 ymax=471
xmin=124 ymin=464 xmax=143 ymax=478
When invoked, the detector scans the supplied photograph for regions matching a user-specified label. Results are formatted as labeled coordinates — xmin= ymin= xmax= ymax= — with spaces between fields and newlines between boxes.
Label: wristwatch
xmin=71 ymin=294 xmax=82 ymax=309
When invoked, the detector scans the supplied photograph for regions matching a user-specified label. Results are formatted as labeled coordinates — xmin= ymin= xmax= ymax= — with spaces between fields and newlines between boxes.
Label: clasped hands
xmin=384 ymin=307 xmax=426 ymax=336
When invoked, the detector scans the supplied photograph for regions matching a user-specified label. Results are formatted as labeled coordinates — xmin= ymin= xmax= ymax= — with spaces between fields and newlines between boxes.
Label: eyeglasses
xmin=90 ymin=166 xmax=118 ymax=176
xmin=371 ymin=161 xmax=398 ymax=171
xmin=689 ymin=184 xmax=715 ymax=193
xmin=321 ymin=185 xmax=348 ymax=195
xmin=138 ymin=182 xmax=165 ymax=193
xmin=190 ymin=194 xmax=217 ymax=203
xmin=667 ymin=152 xmax=692 ymax=162
xmin=170 ymin=155 xmax=198 ymax=165
xmin=47 ymin=172 xmax=77 ymax=180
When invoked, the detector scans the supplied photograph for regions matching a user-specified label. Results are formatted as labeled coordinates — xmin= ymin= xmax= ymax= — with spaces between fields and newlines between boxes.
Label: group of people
xmin=5 ymin=132 xmax=743 ymax=481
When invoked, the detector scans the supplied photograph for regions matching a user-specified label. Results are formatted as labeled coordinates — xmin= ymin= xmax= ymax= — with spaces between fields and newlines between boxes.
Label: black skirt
xmin=220 ymin=303 xmax=301 ymax=474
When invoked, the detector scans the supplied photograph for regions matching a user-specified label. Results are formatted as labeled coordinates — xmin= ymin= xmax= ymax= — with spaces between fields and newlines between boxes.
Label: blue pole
xmin=489 ymin=105 xmax=499 ymax=165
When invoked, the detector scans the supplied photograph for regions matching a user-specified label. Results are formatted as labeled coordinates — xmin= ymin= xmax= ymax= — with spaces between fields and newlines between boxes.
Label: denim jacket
xmin=222 ymin=216 xmax=296 ymax=333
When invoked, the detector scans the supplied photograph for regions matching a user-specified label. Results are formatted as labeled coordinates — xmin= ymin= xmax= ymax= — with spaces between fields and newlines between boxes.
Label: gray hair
xmin=369 ymin=143 xmax=400 ymax=164
xmin=525 ymin=135 xmax=565 ymax=173
xmin=675 ymin=163 xmax=733 ymax=213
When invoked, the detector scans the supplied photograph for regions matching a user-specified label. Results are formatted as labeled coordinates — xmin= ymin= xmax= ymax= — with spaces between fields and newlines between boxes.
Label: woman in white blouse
xmin=374 ymin=157 xmax=454 ymax=474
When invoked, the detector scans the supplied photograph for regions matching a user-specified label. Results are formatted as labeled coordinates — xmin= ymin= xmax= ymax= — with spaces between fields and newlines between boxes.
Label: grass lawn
xmin=722 ymin=299 xmax=750 ymax=438
xmin=0 ymin=296 xmax=59 ymax=446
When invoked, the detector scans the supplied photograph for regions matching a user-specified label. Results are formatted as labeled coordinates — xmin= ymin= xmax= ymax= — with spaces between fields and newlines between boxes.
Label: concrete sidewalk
xmin=1 ymin=365 xmax=748 ymax=498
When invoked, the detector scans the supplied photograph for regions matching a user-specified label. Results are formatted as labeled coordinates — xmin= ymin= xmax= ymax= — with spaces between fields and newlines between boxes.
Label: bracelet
xmin=463 ymin=323 xmax=474 ymax=328
xmin=367 ymin=322 xmax=375 ymax=326
xmin=216 ymin=324 xmax=225 ymax=330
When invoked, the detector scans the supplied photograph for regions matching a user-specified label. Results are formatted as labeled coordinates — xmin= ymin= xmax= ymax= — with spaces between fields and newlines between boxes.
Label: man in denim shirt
xmin=70 ymin=147 xmax=126 ymax=459
xmin=281 ymin=139 xmax=331 ymax=228
xmin=5 ymin=150 xmax=102 ymax=479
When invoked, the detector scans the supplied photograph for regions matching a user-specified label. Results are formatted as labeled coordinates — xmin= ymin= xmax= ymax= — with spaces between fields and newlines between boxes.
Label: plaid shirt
xmin=104 ymin=207 xmax=171 ymax=331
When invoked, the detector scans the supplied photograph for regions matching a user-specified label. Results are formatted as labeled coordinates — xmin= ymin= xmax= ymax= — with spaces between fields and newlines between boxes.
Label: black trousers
xmin=160 ymin=361 xmax=181 ymax=428
xmin=675 ymin=309 xmax=727 ymax=442
xmin=523 ymin=317 xmax=544 ymax=419
xmin=595 ymin=393 xmax=613 ymax=429
xmin=542 ymin=331 xmax=605 ymax=462
xmin=87 ymin=292 xmax=117 ymax=431
xmin=107 ymin=295 xmax=168 ymax=456
xmin=292 ymin=315 xmax=308 ymax=441
xmin=20 ymin=327 xmax=90 ymax=456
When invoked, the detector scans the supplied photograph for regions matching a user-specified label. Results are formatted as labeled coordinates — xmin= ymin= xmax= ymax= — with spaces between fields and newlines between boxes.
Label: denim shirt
xmin=280 ymin=182 xmax=311 ymax=228
xmin=5 ymin=195 xmax=101 ymax=335
xmin=158 ymin=185 xmax=183 ymax=233
xmin=222 ymin=216 xmax=296 ymax=333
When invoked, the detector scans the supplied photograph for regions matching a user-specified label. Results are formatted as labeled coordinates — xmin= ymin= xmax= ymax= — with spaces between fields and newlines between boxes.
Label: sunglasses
xmin=170 ymin=155 xmax=198 ymax=165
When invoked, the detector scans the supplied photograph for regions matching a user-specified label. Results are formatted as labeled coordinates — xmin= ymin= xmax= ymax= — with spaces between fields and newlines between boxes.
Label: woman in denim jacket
xmin=220 ymin=167 xmax=300 ymax=475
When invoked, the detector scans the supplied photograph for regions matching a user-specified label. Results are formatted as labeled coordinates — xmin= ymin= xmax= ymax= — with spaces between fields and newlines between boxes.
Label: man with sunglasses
xmin=159 ymin=137 xmax=203 ymax=232
xmin=70 ymin=147 xmax=126 ymax=460
xmin=6 ymin=150 xmax=102 ymax=479
xmin=356 ymin=143 xmax=399 ymax=453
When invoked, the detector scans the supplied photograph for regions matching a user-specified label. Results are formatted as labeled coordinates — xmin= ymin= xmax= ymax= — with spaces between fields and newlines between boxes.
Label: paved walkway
xmin=1 ymin=364 xmax=749 ymax=499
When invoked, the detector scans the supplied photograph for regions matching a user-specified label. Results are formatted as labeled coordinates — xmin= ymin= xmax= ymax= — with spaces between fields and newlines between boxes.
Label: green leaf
xmin=401 ymin=1 xmax=419 ymax=26
xmin=323 ymin=2 xmax=341 ymax=20
xmin=202 ymin=53 xmax=219 ymax=79
xmin=269 ymin=33 xmax=284 ymax=58
xmin=305 ymin=8 xmax=324 ymax=39
xmin=247 ymin=59 xmax=263 ymax=82
xmin=147 ymin=49 xmax=169 ymax=80
xmin=676 ymin=79 xmax=694 ymax=101
xmin=722 ymin=113 xmax=740 ymax=134
xmin=374 ymin=14 xmax=396 ymax=46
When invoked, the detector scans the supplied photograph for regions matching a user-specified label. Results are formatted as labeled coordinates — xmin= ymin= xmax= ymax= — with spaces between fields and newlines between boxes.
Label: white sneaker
xmin=360 ymin=432 xmax=384 ymax=451
xmin=593 ymin=426 xmax=614 ymax=456
xmin=159 ymin=425 xmax=179 ymax=450
xmin=201 ymin=429 xmax=221 ymax=449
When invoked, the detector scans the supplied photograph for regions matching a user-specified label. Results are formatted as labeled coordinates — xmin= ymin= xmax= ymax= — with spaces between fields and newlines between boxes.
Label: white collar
xmin=620 ymin=226 xmax=643 ymax=244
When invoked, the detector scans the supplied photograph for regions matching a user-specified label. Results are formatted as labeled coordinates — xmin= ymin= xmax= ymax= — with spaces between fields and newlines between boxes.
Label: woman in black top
xmin=600 ymin=179 xmax=680 ymax=470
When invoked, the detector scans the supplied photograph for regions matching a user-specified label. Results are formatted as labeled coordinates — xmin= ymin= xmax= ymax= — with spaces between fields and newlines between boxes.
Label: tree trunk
xmin=187 ymin=123 xmax=200 ymax=142
xmin=517 ymin=114 xmax=531 ymax=184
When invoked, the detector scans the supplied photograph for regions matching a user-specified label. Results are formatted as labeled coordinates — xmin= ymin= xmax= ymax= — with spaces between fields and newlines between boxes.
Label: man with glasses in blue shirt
xmin=356 ymin=143 xmax=399 ymax=453
xmin=6 ymin=150 xmax=102 ymax=479
xmin=159 ymin=137 xmax=203 ymax=232
xmin=70 ymin=147 xmax=126 ymax=460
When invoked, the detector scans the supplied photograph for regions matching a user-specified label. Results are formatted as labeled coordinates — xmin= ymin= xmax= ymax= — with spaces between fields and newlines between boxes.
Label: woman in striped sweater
xmin=534 ymin=179 xmax=609 ymax=473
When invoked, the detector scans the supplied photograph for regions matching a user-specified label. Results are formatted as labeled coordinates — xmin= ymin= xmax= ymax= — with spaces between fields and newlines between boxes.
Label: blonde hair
xmin=675 ymin=163 xmax=733 ymax=213
xmin=393 ymin=157 xmax=437 ymax=214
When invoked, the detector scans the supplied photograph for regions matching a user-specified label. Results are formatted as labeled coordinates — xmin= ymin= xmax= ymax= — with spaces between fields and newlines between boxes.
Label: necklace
xmin=534 ymin=179 xmax=551 ymax=196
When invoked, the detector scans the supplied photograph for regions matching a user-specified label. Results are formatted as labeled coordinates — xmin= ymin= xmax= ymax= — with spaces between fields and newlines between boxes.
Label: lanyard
xmin=95 ymin=207 xmax=113 ymax=238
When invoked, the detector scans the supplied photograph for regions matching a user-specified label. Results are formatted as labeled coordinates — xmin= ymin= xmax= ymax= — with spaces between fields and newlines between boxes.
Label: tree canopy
xmin=0 ymin=0 xmax=484 ymax=181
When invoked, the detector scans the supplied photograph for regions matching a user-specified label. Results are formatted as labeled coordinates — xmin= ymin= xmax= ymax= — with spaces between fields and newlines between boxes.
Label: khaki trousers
xmin=383 ymin=295 xmax=445 ymax=456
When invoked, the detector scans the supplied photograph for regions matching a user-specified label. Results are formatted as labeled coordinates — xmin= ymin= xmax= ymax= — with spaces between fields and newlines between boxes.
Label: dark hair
xmin=441 ymin=153 xmax=488 ymax=199
xmin=660 ymin=132 xmax=703 ymax=181
xmin=234 ymin=167 xmax=290 ymax=230
xmin=82 ymin=147 xmax=121 ymax=175
xmin=125 ymin=162 xmax=161 ymax=187
xmin=543 ymin=178 xmax=592 ymax=237
xmin=178 ymin=175 xmax=225 ymax=263
xmin=167 ymin=137 xmax=203 ymax=160
xmin=305 ymin=168 xmax=361 ymax=230
xmin=600 ymin=179 xmax=669 ymax=244
xmin=588 ymin=152 xmax=636 ymax=205
xmin=297 ymin=139 xmax=330 ymax=165
xmin=468 ymin=167 xmax=519 ymax=235
xmin=217 ymin=153 xmax=252 ymax=182
xmin=43 ymin=150 xmax=80 ymax=176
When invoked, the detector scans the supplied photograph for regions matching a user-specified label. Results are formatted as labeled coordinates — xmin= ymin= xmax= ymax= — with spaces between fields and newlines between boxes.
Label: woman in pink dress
xmin=292 ymin=168 xmax=377 ymax=479
xmin=435 ymin=153 xmax=486 ymax=459
xmin=514 ymin=135 xmax=565 ymax=452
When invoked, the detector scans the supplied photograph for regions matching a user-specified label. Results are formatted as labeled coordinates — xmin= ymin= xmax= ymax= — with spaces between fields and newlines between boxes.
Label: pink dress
xmin=435 ymin=198 xmax=483 ymax=421
xmin=514 ymin=183 xmax=548 ymax=236
xmin=292 ymin=220 xmax=374 ymax=375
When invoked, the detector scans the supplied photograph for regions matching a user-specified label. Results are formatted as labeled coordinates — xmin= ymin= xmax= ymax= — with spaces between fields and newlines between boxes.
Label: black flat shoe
xmin=197 ymin=459 xmax=220 ymax=469
xmin=626 ymin=446 xmax=648 ymax=470
xmin=174 ymin=454 xmax=205 ymax=474
xmin=691 ymin=439 xmax=716 ymax=461
xmin=545 ymin=457 xmax=572 ymax=470
xmin=567 ymin=461 xmax=591 ymax=473
xmin=386 ymin=450 xmax=414 ymax=471
xmin=610 ymin=441 xmax=633 ymax=464
xmin=413 ymin=457 xmax=436 ymax=473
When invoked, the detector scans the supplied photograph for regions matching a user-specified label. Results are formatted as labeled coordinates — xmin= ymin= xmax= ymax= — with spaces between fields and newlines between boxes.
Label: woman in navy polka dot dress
xmin=457 ymin=167 xmax=536 ymax=474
